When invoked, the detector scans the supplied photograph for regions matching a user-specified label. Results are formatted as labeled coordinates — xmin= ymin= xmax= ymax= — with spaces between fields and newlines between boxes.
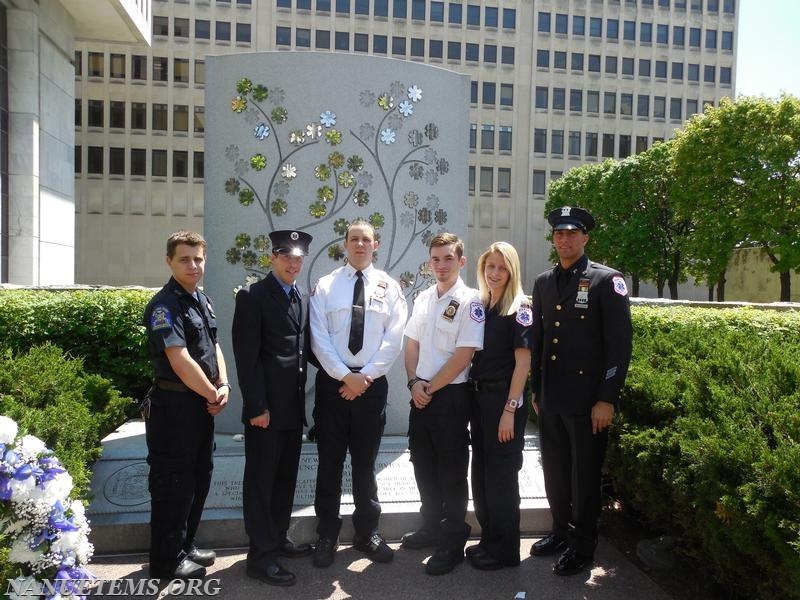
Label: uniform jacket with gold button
xmin=530 ymin=254 xmax=632 ymax=415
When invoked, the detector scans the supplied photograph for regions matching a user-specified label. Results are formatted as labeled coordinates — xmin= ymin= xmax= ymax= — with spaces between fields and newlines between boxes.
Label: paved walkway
xmin=88 ymin=537 xmax=673 ymax=600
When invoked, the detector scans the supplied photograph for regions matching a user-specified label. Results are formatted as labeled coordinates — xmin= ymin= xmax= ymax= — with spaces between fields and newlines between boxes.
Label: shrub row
xmin=609 ymin=305 xmax=800 ymax=600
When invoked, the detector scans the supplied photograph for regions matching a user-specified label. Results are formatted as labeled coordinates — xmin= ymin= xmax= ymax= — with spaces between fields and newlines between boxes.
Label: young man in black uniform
xmin=143 ymin=230 xmax=230 ymax=580
xmin=529 ymin=206 xmax=633 ymax=576
xmin=232 ymin=230 xmax=314 ymax=587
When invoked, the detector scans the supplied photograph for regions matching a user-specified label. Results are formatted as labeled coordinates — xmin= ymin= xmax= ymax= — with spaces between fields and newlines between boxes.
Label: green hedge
xmin=609 ymin=305 xmax=800 ymax=600
xmin=0 ymin=289 xmax=152 ymax=401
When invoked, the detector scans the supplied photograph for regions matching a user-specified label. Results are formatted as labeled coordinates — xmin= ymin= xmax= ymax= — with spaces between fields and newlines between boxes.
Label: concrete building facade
xmin=73 ymin=0 xmax=738 ymax=288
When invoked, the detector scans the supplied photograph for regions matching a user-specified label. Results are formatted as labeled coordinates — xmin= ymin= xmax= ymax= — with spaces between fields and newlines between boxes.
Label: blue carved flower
xmin=398 ymin=101 xmax=413 ymax=117
xmin=234 ymin=158 xmax=249 ymax=176
xmin=426 ymin=194 xmax=440 ymax=210
xmin=320 ymin=110 xmax=337 ymax=127
xmin=254 ymin=122 xmax=270 ymax=140
xmin=356 ymin=171 xmax=374 ymax=188
xmin=390 ymin=80 xmax=405 ymax=98
xmin=425 ymin=148 xmax=438 ymax=164
xmin=225 ymin=145 xmax=239 ymax=161
xmin=269 ymin=87 xmax=286 ymax=105
xmin=408 ymin=84 xmax=423 ymax=102
xmin=273 ymin=180 xmax=290 ymax=197
xmin=425 ymin=169 xmax=439 ymax=185
xmin=400 ymin=211 xmax=415 ymax=228
xmin=380 ymin=128 xmax=396 ymax=145
xmin=388 ymin=114 xmax=404 ymax=131
xmin=359 ymin=123 xmax=376 ymax=139
xmin=360 ymin=90 xmax=376 ymax=107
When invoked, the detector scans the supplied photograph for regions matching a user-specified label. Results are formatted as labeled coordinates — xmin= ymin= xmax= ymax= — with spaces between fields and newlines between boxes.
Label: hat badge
xmin=290 ymin=231 xmax=299 ymax=240
xmin=561 ymin=207 xmax=571 ymax=216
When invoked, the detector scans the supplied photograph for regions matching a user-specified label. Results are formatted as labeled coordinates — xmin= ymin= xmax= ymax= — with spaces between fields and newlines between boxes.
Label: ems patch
xmin=150 ymin=305 xmax=173 ymax=332
xmin=470 ymin=301 xmax=486 ymax=323
xmin=516 ymin=305 xmax=533 ymax=326
xmin=612 ymin=276 xmax=628 ymax=297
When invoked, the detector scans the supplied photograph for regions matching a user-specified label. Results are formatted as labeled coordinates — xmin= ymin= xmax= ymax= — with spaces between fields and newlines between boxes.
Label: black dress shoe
xmin=187 ymin=546 xmax=216 ymax=567
xmin=401 ymin=528 xmax=439 ymax=550
xmin=246 ymin=560 xmax=296 ymax=587
xmin=312 ymin=537 xmax=339 ymax=568
xmin=352 ymin=532 xmax=394 ymax=563
xmin=530 ymin=533 xmax=567 ymax=556
xmin=150 ymin=557 xmax=206 ymax=580
xmin=276 ymin=538 xmax=313 ymax=558
xmin=553 ymin=548 xmax=592 ymax=576
xmin=469 ymin=552 xmax=504 ymax=571
xmin=425 ymin=547 xmax=464 ymax=575
xmin=465 ymin=544 xmax=486 ymax=560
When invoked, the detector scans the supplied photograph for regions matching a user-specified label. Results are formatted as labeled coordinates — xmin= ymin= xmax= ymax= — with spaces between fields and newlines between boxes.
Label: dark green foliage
xmin=609 ymin=305 xmax=800 ymax=599
xmin=0 ymin=289 xmax=152 ymax=401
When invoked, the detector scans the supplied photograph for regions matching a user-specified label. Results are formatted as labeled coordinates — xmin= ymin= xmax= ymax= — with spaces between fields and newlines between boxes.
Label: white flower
xmin=9 ymin=477 xmax=36 ymax=503
xmin=281 ymin=163 xmax=297 ymax=179
xmin=398 ymin=100 xmax=414 ymax=117
xmin=0 ymin=415 xmax=18 ymax=444
xmin=18 ymin=435 xmax=46 ymax=459
xmin=9 ymin=533 xmax=41 ymax=566
xmin=306 ymin=123 xmax=322 ymax=139
xmin=319 ymin=110 xmax=337 ymax=127
xmin=30 ymin=471 xmax=72 ymax=504
xmin=380 ymin=128 xmax=396 ymax=145
xmin=408 ymin=84 xmax=423 ymax=102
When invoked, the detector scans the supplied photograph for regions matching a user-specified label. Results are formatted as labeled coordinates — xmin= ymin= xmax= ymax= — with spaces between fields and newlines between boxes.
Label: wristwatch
xmin=217 ymin=382 xmax=232 ymax=391
xmin=407 ymin=377 xmax=424 ymax=391
xmin=505 ymin=397 xmax=521 ymax=411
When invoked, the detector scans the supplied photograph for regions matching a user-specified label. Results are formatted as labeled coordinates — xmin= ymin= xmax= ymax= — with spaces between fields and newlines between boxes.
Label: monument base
xmin=88 ymin=420 xmax=551 ymax=554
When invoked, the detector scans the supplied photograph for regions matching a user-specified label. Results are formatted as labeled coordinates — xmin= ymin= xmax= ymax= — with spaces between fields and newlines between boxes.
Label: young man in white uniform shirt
xmin=402 ymin=232 xmax=485 ymax=575
xmin=309 ymin=219 xmax=408 ymax=567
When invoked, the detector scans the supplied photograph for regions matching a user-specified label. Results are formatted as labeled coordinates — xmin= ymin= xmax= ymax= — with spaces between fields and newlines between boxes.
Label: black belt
xmin=468 ymin=377 xmax=511 ymax=392
xmin=155 ymin=378 xmax=191 ymax=393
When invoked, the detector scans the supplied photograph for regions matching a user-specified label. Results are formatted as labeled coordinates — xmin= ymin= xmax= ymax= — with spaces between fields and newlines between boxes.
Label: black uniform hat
xmin=269 ymin=230 xmax=313 ymax=256
xmin=547 ymin=206 xmax=596 ymax=233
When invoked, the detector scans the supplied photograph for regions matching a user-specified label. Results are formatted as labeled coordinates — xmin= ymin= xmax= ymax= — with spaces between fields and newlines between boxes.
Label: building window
xmin=336 ymin=31 xmax=350 ymax=50
xmin=500 ymin=84 xmax=513 ymax=107
xmin=373 ymin=34 xmax=387 ymax=53
xmin=316 ymin=30 xmax=330 ymax=49
xmin=533 ymin=170 xmax=546 ymax=195
xmin=110 ymin=101 xmax=125 ymax=129
xmin=621 ymin=93 xmax=633 ymax=116
xmin=195 ymin=60 xmax=206 ymax=85
xmin=131 ymin=102 xmax=146 ymax=130
xmin=708 ymin=0 xmax=719 ymax=10
xmin=588 ymin=54 xmax=600 ymax=72
xmin=236 ymin=23 xmax=252 ymax=43
xmin=410 ymin=37 xmax=424 ymax=57
xmin=131 ymin=148 xmax=146 ymax=177
xmin=449 ymin=2 xmax=462 ymax=24
xmin=553 ymin=88 xmax=565 ymax=110
xmin=153 ymin=57 xmax=168 ymax=82
xmin=447 ymin=41 xmax=461 ymax=60
xmin=623 ymin=20 xmax=635 ymax=41
xmin=587 ymin=91 xmax=599 ymax=113
xmin=655 ymin=60 xmax=667 ymax=78
xmin=355 ymin=0 xmax=370 ymax=14
xmin=654 ymin=96 xmax=666 ymax=118
xmin=482 ymin=82 xmax=496 ymax=105
xmin=636 ymin=136 xmax=649 ymax=153
xmin=571 ymin=52 xmax=584 ymax=71
xmin=480 ymin=124 xmax=494 ymax=150
xmin=536 ymin=49 xmax=549 ymax=68
xmin=479 ymin=167 xmax=493 ymax=192
xmin=657 ymin=24 xmax=668 ymax=44
xmin=153 ymin=16 xmax=169 ymax=37
xmin=374 ymin=0 xmax=387 ymax=16
xmin=602 ymin=134 xmax=615 ymax=158
xmin=501 ymin=46 xmax=514 ymax=65
xmin=153 ymin=104 xmax=168 ymax=131
xmin=551 ymin=129 xmax=564 ymax=154
xmin=607 ymin=19 xmax=618 ymax=39
xmin=194 ymin=106 xmax=205 ymax=133
xmin=688 ymin=63 xmax=699 ymax=81
xmin=74 ymin=99 xmax=81 ymax=127
xmin=554 ymin=51 xmax=567 ymax=69
xmin=568 ymin=131 xmax=581 ymax=156
xmin=174 ymin=105 xmax=189 ymax=132
xmin=570 ymin=89 xmax=582 ymax=112
xmin=88 ymin=100 xmax=104 ymax=128
xmin=721 ymin=30 xmax=733 ymax=50
xmin=468 ymin=166 xmax=475 ymax=192
xmin=392 ymin=36 xmax=406 ymax=56
xmin=687 ymin=99 xmax=699 ymax=116
xmin=639 ymin=58 xmax=651 ymax=77
xmin=470 ymin=81 xmax=478 ymax=104
xmin=537 ymin=12 xmax=550 ymax=33
xmin=534 ymin=129 xmax=547 ymax=153
xmin=412 ymin=0 xmax=426 ymax=20
xmin=585 ymin=132 xmax=598 ymax=157
xmin=430 ymin=2 xmax=444 ymax=21
xmin=621 ymin=57 xmax=634 ymax=76
xmin=672 ymin=62 xmax=684 ymax=80
xmin=720 ymin=67 xmax=731 ymax=84
xmin=704 ymin=65 xmax=715 ymax=82
xmin=109 ymin=147 xmax=125 ymax=176
xmin=670 ymin=97 xmax=682 ymax=120
xmin=590 ymin=17 xmax=602 ymax=37
xmin=498 ymin=126 xmax=512 ymax=152
xmin=337 ymin=0 xmax=350 ymax=14
xmin=88 ymin=52 xmax=104 ymax=77
xmin=705 ymin=29 xmax=717 ymax=49
xmin=174 ymin=18 xmax=190 ymax=39
xmin=637 ymin=94 xmax=650 ymax=117
xmin=297 ymin=28 xmax=312 ymax=47
xmin=152 ymin=150 xmax=168 ymax=177
xmin=483 ymin=44 xmax=496 ymax=63
xmin=641 ymin=22 xmax=652 ymax=43
xmin=573 ymin=15 xmax=585 ymax=36
xmin=276 ymin=26 xmax=291 ymax=46
xmin=497 ymin=168 xmax=511 ymax=193
xmin=605 ymin=56 xmax=617 ymax=74
xmin=619 ymin=135 xmax=631 ymax=158
xmin=723 ymin=0 xmax=735 ymax=13
xmin=535 ymin=87 xmax=548 ymax=109
xmin=465 ymin=43 xmax=479 ymax=61
xmin=174 ymin=59 xmax=190 ymax=83
xmin=484 ymin=6 xmax=498 ymax=28
xmin=87 ymin=146 xmax=103 ymax=175
xmin=132 ymin=55 xmax=147 ymax=80
xmin=216 ymin=21 xmax=231 ymax=42
xmin=673 ymin=25 xmax=685 ymax=46
xmin=690 ymin=27 xmax=701 ymax=47
xmin=277 ymin=0 xmax=291 ymax=6
xmin=393 ymin=0 xmax=407 ymax=19
xmin=604 ymin=92 xmax=616 ymax=114
xmin=196 ymin=19 xmax=211 ymax=39
xmin=469 ymin=123 xmax=477 ymax=149
xmin=74 ymin=51 xmax=82 ymax=77
xmin=503 ymin=8 xmax=516 ymax=29
xmin=193 ymin=151 xmax=205 ymax=180
xmin=355 ymin=33 xmax=369 ymax=52
xmin=174 ymin=151 xmax=189 ymax=178
xmin=110 ymin=54 xmax=125 ymax=79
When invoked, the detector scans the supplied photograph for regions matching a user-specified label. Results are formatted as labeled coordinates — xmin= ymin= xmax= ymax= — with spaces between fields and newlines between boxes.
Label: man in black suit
xmin=529 ymin=206 xmax=633 ymax=576
xmin=232 ymin=229 xmax=314 ymax=587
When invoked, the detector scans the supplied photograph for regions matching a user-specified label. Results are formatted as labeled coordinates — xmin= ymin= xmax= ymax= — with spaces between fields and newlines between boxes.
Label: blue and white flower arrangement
xmin=0 ymin=415 xmax=94 ymax=599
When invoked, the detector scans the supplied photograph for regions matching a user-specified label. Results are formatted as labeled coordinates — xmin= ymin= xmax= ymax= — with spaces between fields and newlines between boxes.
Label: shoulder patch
xmin=470 ymin=301 xmax=486 ymax=323
xmin=516 ymin=305 xmax=533 ymax=326
xmin=150 ymin=305 xmax=173 ymax=331
xmin=612 ymin=276 xmax=628 ymax=297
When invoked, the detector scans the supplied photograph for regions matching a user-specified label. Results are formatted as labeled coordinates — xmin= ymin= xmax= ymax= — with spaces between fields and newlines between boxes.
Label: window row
xmin=156 ymin=0 xmax=252 ymax=4
xmin=469 ymin=81 xmax=514 ymax=107
xmin=75 ymin=52 xmax=206 ymax=85
xmin=533 ymin=89 xmax=711 ymax=121
xmin=468 ymin=166 xmax=512 ymax=194
xmin=468 ymin=124 xmax=513 ymax=152
xmin=537 ymin=13 xmax=734 ymax=50
xmin=275 ymin=27 xmax=515 ymax=64
xmin=535 ymin=51 xmax=732 ymax=84
xmin=153 ymin=16 xmax=252 ymax=44
xmin=275 ymin=0 xmax=517 ymax=29
xmin=533 ymin=130 xmax=663 ymax=167
xmin=76 ymin=147 xmax=205 ymax=179
xmin=629 ymin=0 xmax=736 ymax=11
xmin=76 ymin=100 xmax=205 ymax=134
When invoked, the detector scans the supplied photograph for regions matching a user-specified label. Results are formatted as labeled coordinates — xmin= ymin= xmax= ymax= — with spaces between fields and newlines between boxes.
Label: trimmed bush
xmin=609 ymin=306 xmax=800 ymax=600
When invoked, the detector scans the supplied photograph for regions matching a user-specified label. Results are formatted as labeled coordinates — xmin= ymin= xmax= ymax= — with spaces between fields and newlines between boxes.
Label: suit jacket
xmin=530 ymin=254 xmax=632 ymax=415
xmin=232 ymin=271 xmax=309 ymax=429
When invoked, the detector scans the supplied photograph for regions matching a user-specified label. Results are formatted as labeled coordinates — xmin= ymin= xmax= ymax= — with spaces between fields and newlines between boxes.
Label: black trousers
xmin=538 ymin=409 xmax=609 ymax=557
xmin=145 ymin=389 xmax=214 ymax=571
xmin=469 ymin=388 xmax=527 ymax=564
xmin=243 ymin=424 xmax=302 ymax=567
xmin=408 ymin=383 xmax=471 ymax=550
xmin=313 ymin=371 xmax=387 ymax=539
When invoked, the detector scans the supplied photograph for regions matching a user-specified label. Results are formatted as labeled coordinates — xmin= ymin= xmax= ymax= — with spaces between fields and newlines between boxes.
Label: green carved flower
xmin=242 ymin=250 xmax=258 ymax=267
xmin=333 ymin=218 xmax=349 ymax=236
xmin=257 ymin=254 xmax=272 ymax=269
xmin=337 ymin=171 xmax=355 ymax=188
xmin=236 ymin=78 xmax=253 ymax=94
xmin=369 ymin=213 xmax=385 ymax=229
xmin=251 ymin=85 xmax=269 ymax=102
xmin=231 ymin=96 xmax=247 ymax=113
xmin=317 ymin=186 xmax=334 ymax=202
xmin=271 ymin=198 xmax=288 ymax=216
xmin=315 ymin=164 xmax=332 ymax=181
xmin=250 ymin=154 xmax=267 ymax=171
xmin=377 ymin=94 xmax=393 ymax=111
xmin=347 ymin=156 xmax=364 ymax=172
xmin=328 ymin=152 xmax=345 ymax=168
xmin=225 ymin=248 xmax=242 ymax=264
xmin=253 ymin=235 xmax=269 ymax=252
xmin=239 ymin=189 xmax=255 ymax=206
xmin=271 ymin=107 xmax=288 ymax=124
xmin=327 ymin=244 xmax=345 ymax=261
xmin=235 ymin=233 xmax=251 ymax=249
xmin=225 ymin=178 xmax=240 ymax=195
xmin=309 ymin=201 xmax=328 ymax=218
xmin=354 ymin=189 xmax=370 ymax=207
xmin=325 ymin=129 xmax=342 ymax=145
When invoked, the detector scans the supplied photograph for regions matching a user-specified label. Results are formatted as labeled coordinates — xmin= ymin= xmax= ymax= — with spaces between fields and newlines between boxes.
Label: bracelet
xmin=216 ymin=382 xmax=232 ymax=391
xmin=407 ymin=377 xmax=426 ymax=391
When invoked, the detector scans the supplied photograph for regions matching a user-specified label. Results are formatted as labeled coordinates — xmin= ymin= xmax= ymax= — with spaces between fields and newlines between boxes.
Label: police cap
xmin=547 ymin=206 xmax=596 ymax=233
xmin=269 ymin=230 xmax=312 ymax=256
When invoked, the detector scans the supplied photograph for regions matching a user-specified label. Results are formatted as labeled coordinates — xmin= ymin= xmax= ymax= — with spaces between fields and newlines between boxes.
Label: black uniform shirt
xmin=469 ymin=301 xmax=533 ymax=381
xmin=144 ymin=277 xmax=220 ymax=384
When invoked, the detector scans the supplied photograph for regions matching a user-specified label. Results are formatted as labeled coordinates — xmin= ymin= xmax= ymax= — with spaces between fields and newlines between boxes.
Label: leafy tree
xmin=674 ymin=95 xmax=800 ymax=301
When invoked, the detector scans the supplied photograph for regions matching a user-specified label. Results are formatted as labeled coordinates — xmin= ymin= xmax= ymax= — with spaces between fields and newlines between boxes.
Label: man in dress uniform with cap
xmin=309 ymin=219 xmax=407 ymax=568
xmin=143 ymin=230 xmax=229 ymax=580
xmin=529 ymin=206 xmax=633 ymax=576
xmin=232 ymin=229 xmax=314 ymax=587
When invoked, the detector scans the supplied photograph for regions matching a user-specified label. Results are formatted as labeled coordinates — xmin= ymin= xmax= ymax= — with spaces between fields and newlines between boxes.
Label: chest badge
xmin=575 ymin=278 xmax=590 ymax=309
xmin=442 ymin=299 xmax=460 ymax=322
xmin=374 ymin=280 xmax=387 ymax=300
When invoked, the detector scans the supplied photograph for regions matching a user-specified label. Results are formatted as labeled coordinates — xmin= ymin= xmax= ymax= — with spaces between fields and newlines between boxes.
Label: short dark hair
xmin=429 ymin=232 xmax=464 ymax=258
xmin=166 ymin=230 xmax=206 ymax=258
xmin=346 ymin=218 xmax=376 ymax=242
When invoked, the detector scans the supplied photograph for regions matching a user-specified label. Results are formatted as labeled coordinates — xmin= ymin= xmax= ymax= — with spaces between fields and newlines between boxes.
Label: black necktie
xmin=289 ymin=286 xmax=301 ymax=321
xmin=348 ymin=271 xmax=365 ymax=355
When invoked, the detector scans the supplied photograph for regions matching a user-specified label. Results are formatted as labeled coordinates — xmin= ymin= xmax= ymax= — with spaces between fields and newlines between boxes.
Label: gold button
xmin=550 ymin=355 xmax=557 ymax=361
xmin=555 ymin=321 xmax=560 ymax=327
xmin=556 ymin=304 xmax=562 ymax=310
xmin=553 ymin=338 xmax=558 ymax=344
xmin=580 ymin=315 xmax=585 ymax=319
xmin=578 ymin=370 xmax=583 ymax=375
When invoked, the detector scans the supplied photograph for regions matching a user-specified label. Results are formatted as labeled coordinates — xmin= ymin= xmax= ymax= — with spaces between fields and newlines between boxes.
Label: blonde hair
xmin=476 ymin=242 xmax=525 ymax=317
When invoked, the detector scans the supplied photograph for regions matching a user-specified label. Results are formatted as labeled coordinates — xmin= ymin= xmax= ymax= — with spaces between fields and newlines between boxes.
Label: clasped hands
xmin=410 ymin=380 xmax=434 ymax=409
xmin=206 ymin=387 xmax=228 ymax=416
xmin=339 ymin=372 xmax=373 ymax=401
